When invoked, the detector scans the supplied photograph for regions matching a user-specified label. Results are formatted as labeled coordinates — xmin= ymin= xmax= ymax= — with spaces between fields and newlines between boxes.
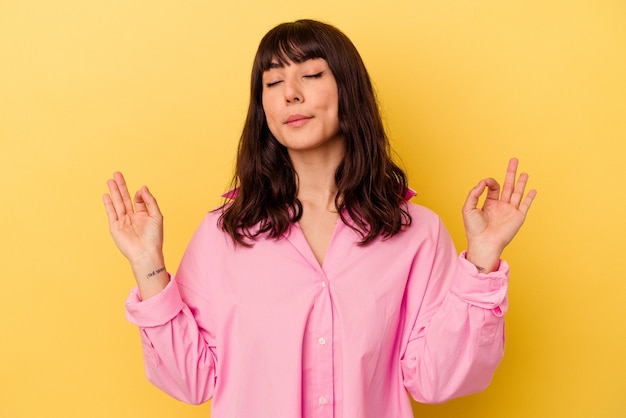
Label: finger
xmin=518 ymin=189 xmax=537 ymax=215
xmin=106 ymin=177 xmax=128 ymax=218
xmin=500 ymin=158 xmax=518 ymax=202
xmin=141 ymin=186 xmax=163 ymax=220
xmin=134 ymin=188 xmax=148 ymax=213
xmin=483 ymin=177 xmax=501 ymax=201
xmin=462 ymin=179 xmax=486 ymax=213
xmin=102 ymin=193 xmax=118 ymax=223
xmin=113 ymin=172 xmax=135 ymax=215
xmin=510 ymin=172 xmax=529 ymax=208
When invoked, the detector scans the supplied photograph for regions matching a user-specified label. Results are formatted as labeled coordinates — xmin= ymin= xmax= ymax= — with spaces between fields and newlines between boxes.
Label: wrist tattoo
xmin=146 ymin=267 xmax=166 ymax=279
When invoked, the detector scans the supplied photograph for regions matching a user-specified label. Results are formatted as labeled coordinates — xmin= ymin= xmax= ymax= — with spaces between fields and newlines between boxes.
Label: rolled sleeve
xmin=125 ymin=277 xmax=186 ymax=327
xmin=453 ymin=251 xmax=509 ymax=315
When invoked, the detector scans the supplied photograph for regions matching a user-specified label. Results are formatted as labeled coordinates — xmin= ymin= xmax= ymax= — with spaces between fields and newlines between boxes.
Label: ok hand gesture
xmin=462 ymin=158 xmax=537 ymax=272
xmin=103 ymin=173 xmax=168 ymax=299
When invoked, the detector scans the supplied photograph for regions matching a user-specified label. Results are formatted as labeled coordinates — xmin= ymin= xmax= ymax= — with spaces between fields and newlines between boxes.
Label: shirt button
xmin=321 ymin=281 xmax=327 ymax=288
xmin=318 ymin=337 xmax=327 ymax=345
xmin=319 ymin=396 xmax=328 ymax=405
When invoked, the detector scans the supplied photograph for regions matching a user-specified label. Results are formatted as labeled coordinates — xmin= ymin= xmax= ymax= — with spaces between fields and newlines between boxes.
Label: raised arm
xmin=462 ymin=158 xmax=537 ymax=273
xmin=103 ymin=172 xmax=169 ymax=299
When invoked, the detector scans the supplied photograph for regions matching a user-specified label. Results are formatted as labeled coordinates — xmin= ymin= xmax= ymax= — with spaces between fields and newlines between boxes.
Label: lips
xmin=285 ymin=114 xmax=312 ymax=127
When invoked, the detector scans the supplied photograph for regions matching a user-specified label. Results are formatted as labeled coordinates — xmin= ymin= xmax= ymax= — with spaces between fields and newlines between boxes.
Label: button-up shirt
xmin=126 ymin=202 xmax=508 ymax=418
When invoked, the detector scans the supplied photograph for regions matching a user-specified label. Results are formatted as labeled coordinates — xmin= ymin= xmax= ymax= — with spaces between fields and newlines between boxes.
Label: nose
xmin=284 ymin=78 xmax=303 ymax=104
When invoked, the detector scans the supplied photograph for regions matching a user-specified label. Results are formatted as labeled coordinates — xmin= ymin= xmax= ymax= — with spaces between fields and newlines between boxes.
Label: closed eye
xmin=304 ymin=71 xmax=324 ymax=79
xmin=265 ymin=80 xmax=282 ymax=88
xmin=265 ymin=71 xmax=324 ymax=87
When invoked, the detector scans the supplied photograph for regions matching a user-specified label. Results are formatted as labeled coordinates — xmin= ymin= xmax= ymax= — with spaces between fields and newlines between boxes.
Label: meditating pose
xmin=103 ymin=19 xmax=536 ymax=418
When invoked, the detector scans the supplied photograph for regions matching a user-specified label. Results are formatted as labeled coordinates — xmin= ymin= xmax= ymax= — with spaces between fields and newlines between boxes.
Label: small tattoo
xmin=146 ymin=267 xmax=166 ymax=279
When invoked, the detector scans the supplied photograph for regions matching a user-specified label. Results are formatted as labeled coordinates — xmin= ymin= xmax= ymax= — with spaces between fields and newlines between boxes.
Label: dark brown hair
xmin=219 ymin=19 xmax=411 ymax=245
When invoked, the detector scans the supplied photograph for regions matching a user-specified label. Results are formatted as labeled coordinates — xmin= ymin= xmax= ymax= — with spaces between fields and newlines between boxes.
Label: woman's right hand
xmin=103 ymin=172 xmax=164 ymax=262
xmin=103 ymin=172 xmax=169 ymax=298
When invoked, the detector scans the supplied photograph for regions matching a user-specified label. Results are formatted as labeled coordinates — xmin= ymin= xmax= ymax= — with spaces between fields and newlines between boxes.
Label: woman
xmin=103 ymin=19 xmax=536 ymax=418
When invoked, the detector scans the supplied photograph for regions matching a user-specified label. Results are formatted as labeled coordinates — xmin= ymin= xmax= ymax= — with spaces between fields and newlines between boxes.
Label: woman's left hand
xmin=462 ymin=158 xmax=537 ymax=272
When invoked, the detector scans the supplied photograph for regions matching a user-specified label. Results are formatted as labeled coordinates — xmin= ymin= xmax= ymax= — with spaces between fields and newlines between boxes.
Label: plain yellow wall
xmin=1 ymin=1 xmax=624 ymax=417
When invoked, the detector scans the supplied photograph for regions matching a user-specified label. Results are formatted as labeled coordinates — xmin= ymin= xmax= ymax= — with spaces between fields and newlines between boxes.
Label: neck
xmin=289 ymin=143 xmax=344 ymax=211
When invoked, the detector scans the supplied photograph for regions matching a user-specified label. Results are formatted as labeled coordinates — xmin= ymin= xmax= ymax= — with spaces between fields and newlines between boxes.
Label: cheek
xmin=261 ymin=95 xmax=278 ymax=123
xmin=327 ymin=92 xmax=340 ymax=123
xmin=260 ymin=101 xmax=272 ymax=125
xmin=322 ymin=87 xmax=340 ymax=115
xmin=261 ymin=101 xmax=281 ymax=138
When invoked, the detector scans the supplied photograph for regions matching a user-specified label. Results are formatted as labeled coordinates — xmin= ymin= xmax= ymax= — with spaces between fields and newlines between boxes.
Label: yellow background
xmin=1 ymin=1 xmax=624 ymax=417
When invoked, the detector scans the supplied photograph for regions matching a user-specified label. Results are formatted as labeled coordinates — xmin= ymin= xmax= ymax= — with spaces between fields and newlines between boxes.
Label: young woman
xmin=104 ymin=19 xmax=536 ymax=418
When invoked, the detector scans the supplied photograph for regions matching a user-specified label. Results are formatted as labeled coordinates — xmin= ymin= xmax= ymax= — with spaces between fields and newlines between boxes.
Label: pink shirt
xmin=125 ymin=202 xmax=508 ymax=418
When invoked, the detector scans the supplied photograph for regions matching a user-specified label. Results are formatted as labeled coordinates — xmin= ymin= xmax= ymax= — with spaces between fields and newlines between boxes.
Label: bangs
xmin=256 ymin=21 xmax=327 ymax=71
